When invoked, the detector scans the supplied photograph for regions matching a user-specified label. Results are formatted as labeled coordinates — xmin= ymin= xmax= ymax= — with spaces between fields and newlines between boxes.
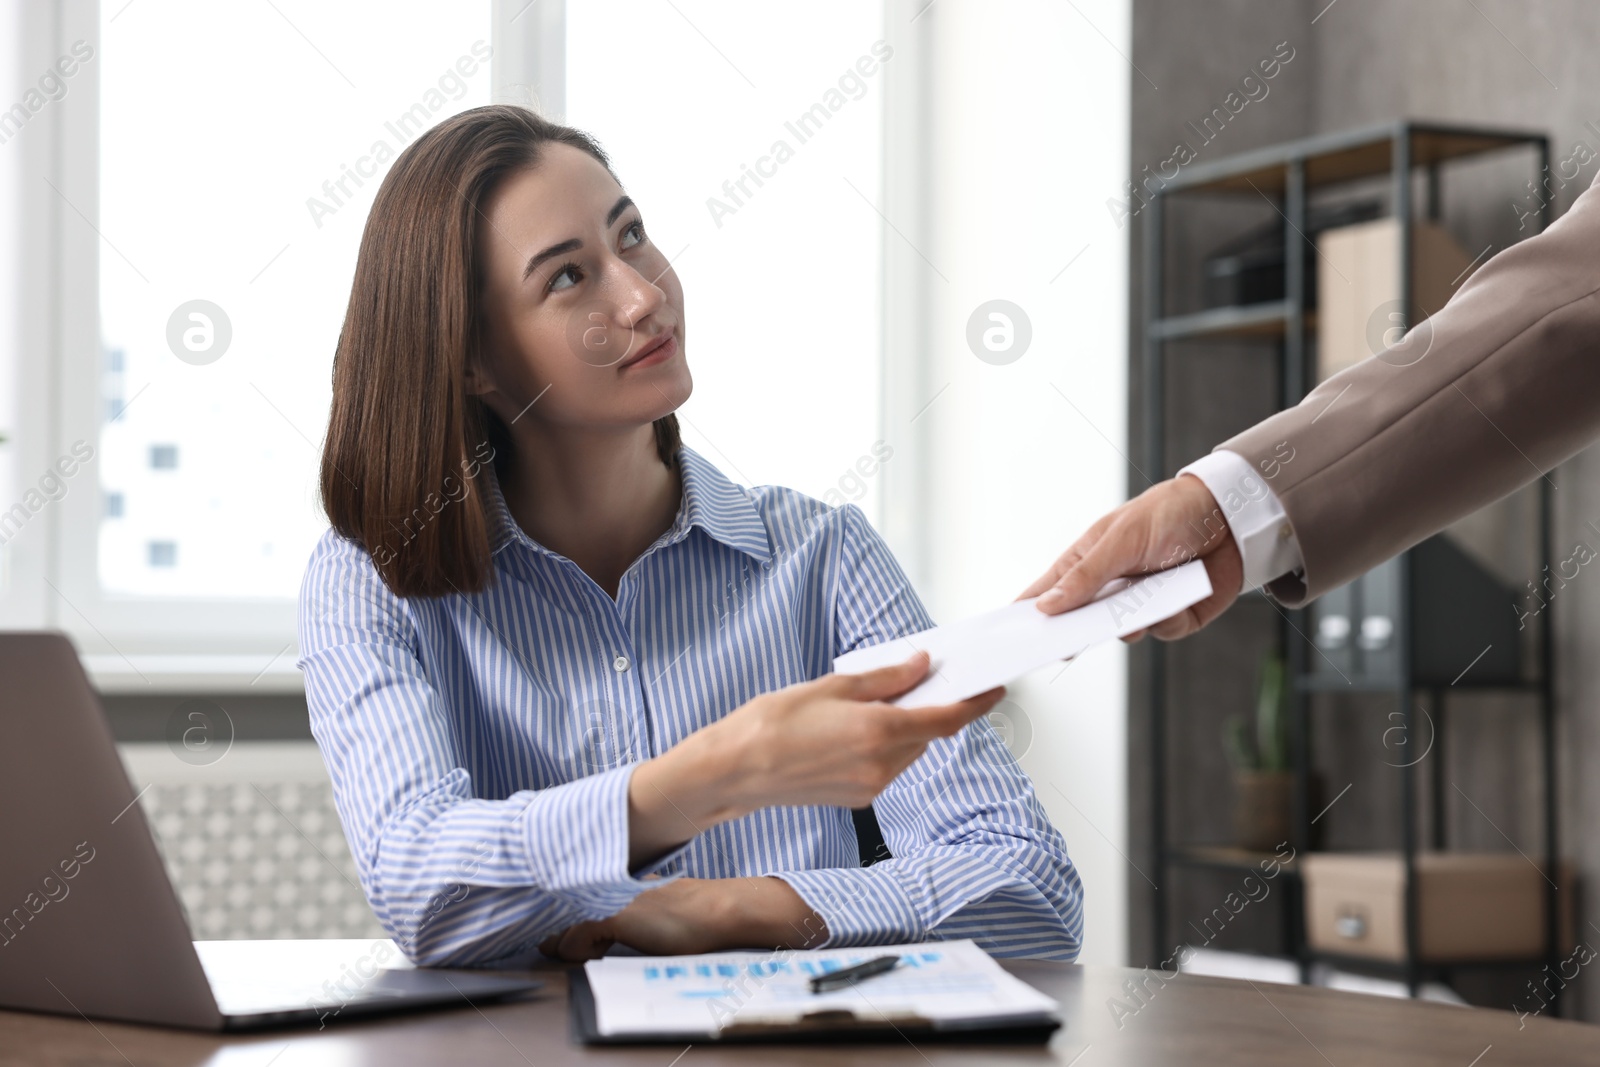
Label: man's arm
xmin=1028 ymin=166 xmax=1600 ymax=628
xmin=1179 ymin=449 xmax=1304 ymax=592
xmin=1224 ymin=166 xmax=1600 ymax=606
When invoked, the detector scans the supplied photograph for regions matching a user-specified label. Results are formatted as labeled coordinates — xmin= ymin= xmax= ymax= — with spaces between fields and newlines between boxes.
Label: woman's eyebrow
xmin=521 ymin=196 xmax=637 ymax=283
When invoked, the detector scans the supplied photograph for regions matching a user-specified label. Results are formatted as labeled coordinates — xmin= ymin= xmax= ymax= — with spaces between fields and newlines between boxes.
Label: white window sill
xmin=82 ymin=653 xmax=304 ymax=695
xmin=117 ymin=741 xmax=327 ymax=785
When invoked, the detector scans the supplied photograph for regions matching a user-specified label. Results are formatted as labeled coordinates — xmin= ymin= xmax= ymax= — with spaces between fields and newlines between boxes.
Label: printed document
xmin=583 ymin=939 xmax=1059 ymax=1037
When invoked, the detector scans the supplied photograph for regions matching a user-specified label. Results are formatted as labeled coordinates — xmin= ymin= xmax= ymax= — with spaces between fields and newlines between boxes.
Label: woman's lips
xmin=619 ymin=332 xmax=677 ymax=370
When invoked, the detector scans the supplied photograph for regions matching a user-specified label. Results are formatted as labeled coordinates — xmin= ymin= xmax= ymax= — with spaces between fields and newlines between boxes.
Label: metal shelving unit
xmin=1141 ymin=120 xmax=1559 ymax=1006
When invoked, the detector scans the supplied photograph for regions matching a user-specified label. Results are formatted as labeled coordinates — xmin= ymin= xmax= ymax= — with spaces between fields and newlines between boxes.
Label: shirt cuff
xmin=1178 ymin=450 xmax=1305 ymax=592
xmin=769 ymin=865 xmax=924 ymax=948
xmin=517 ymin=763 xmax=688 ymax=920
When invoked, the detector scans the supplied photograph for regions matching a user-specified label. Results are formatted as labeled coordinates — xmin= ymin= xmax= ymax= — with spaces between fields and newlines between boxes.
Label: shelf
xmin=1295 ymin=674 xmax=1540 ymax=694
xmin=1167 ymin=845 xmax=1299 ymax=874
xmin=1163 ymin=121 xmax=1546 ymax=196
xmin=82 ymin=652 xmax=305 ymax=695
xmin=1143 ymin=121 xmax=1558 ymax=1000
xmin=1149 ymin=301 xmax=1297 ymax=342
xmin=1304 ymin=949 xmax=1552 ymax=973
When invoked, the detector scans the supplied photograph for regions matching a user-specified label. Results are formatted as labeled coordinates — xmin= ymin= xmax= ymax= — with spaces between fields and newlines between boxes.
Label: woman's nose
xmin=608 ymin=258 xmax=667 ymax=328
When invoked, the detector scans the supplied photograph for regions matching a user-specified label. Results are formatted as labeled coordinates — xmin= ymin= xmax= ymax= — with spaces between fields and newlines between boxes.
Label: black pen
xmin=809 ymin=954 xmax=901 ymax=994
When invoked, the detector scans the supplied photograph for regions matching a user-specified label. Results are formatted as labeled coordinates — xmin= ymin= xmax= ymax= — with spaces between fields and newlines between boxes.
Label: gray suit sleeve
xmin=1221 ymin=169 xmax=1600 ymax=607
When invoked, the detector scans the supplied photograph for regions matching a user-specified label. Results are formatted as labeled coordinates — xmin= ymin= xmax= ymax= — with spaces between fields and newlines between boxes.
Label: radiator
xmin=117 ymin=741 xmax=386 ymax=941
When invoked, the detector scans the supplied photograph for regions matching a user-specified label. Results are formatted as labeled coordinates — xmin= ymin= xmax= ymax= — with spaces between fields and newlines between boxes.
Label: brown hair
xmin=320 ymin=105 xmax=680 ymax=599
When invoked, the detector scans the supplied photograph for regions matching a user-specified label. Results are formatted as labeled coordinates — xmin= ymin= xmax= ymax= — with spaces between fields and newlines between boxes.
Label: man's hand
xmin=539 ymin=877 xmax=825 ymax=962
xmin=1018 ymin=474 xmax=1244 ymax=640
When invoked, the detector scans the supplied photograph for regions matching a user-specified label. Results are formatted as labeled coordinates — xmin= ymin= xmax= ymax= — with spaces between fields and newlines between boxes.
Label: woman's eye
xmin=546 ymin=222 xmax=643 ymax=294
xmin=548 ymin=262 xmax=582 ymax=293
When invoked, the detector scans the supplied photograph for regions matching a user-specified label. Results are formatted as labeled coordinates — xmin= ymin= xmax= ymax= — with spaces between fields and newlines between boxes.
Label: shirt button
xmin=612 ymin=655 xmax=630 ymax=673
xmin=1279 ymin=523 xmax=1293 ymax=540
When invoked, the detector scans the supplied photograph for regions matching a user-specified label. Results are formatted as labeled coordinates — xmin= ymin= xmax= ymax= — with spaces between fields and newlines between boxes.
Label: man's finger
xmin=1146 ymin=606 xmax=1202 ymax=641
xmin=1035 ymin=518 xmax=1148 ymax=615
xmin=1016 ymin=553 xmax=1073 ymax=602
xmin=1017 ymin=509 xmax=1117 ymax=602
xmin=1024 ymin=499 xmax=1126 ymax=601
xmin=1143 ymin=530 xmax=1244 ymax=640
xmin=1147 ymin=584 xmax=1241 ymax=642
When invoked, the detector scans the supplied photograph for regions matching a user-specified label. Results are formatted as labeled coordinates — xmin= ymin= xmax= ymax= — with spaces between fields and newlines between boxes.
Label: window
xmin=16 ymin=1 xmax=494 ymax=669
xmin=565 ymin=0 xmax=885 ymax=513
xmin=91 ymin=1 xmax=493 ymax=602
xmin=103 ymin=346 xmax=125 ymax=422
xmin=13 ymin=0 xmax=895 ymax=681
xmin=0 ymin=0 xmax=24 ymax=616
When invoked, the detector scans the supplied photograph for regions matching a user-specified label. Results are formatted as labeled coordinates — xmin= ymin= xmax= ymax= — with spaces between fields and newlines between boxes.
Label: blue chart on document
xmin=584 ymin=939 xmax=1061 ymax=1037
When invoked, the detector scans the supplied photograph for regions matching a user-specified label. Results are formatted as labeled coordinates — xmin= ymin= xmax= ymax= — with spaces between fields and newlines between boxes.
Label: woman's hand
xmin=539 ymin=877 xmax=825 ymax=962
xmin=626 ymin=652 xmax=1004 ymax=865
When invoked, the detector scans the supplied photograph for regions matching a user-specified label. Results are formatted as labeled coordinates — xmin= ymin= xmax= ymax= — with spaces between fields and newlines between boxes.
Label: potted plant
xmin=1223 ymin=651 xmax=1295 ymax=853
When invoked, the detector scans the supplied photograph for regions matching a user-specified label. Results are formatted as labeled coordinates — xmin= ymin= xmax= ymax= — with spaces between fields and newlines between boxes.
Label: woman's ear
xmin=463 ymin=349 xmax=496 ymax=398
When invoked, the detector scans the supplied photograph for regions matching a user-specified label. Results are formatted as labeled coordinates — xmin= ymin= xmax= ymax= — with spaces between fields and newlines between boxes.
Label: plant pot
xmin=1232 ymin=770 xmax=1294 ymax=853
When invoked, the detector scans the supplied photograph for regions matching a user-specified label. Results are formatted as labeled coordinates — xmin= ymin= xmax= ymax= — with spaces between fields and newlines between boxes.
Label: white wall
xmin=0 ymin=0 xmax=18 ymax=526
xmin=567 ymin=1 xmax=1133 ymax=963
xmin=883 ymin=0 xmax=1132 ymax=966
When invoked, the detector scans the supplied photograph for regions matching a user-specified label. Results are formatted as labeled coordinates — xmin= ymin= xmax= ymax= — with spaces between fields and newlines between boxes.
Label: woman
xmin=299 ymin=105 xmax=1083 ymax=966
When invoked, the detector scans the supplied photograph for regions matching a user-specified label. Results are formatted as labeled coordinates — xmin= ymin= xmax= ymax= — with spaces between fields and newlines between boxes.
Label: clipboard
xmin=568 ymin=967 xmax=1060 ymax=1044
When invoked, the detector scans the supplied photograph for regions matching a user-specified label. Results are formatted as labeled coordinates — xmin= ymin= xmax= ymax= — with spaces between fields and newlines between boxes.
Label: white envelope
xmin=831 ymin=560 xmax=1213 ymax=707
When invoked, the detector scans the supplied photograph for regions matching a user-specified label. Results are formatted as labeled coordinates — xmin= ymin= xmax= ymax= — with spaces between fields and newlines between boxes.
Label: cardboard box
xmin=1302 ymin=851 xmax=1572 ymax=962
xmin=1316 ymin=218 xmax=1477 ymax=382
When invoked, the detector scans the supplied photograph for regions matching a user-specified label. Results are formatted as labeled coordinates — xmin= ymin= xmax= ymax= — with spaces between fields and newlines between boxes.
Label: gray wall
xmin=1129 ymin=0 xmax=1600 ymax=1018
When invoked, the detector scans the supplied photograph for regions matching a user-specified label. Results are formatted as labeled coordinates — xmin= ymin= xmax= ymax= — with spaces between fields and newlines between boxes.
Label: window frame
xmin=15 ymin=0 xmax=914 ymax=693
xmin=19 ymin=1 xmax=537 ymax=689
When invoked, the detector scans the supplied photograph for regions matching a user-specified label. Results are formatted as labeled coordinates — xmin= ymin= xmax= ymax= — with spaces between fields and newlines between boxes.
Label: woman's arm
xmin=538 ymin=875 xmax=826 ymax=960
xmin=772 ymin=505 xmax=1084 ymax=959
xmin=302 ymin=534 xmax=1000 ymax=965
xmin=300 ymin=537 xmax=691 ymax=966
xmin=544 ymin=506 xmax=1084 ymax=962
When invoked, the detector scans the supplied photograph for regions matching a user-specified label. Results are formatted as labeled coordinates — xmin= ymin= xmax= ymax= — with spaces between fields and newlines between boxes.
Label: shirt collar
xmin=482 ymin=444 xmax=774 ymax=565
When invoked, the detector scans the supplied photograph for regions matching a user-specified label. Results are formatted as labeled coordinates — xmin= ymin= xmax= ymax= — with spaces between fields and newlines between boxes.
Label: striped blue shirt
xmin=297 ymin=445 xmax=1083 ymax=966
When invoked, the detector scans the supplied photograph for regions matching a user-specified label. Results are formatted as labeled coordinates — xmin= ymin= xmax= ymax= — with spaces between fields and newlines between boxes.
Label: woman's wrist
xmin=720 ymin=877 xmax=828 ymax=950
xmin=596 ymin=876 xmax=828 ymax=956
xmin=626 ymin=725 xmax=755 ymax=867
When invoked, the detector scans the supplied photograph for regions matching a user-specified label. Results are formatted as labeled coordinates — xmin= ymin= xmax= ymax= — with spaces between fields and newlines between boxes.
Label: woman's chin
xmin=639 ymin=367 xmax=692 ymax=412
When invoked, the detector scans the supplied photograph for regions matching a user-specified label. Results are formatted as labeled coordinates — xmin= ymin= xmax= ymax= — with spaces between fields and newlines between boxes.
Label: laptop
xmin=0 ymin=631 xmax=543 ymax=1030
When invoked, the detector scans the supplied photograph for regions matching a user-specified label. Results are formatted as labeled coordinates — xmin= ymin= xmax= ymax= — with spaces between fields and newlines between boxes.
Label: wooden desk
xmin=2 ymin=960 xmax=1593 ymax=1066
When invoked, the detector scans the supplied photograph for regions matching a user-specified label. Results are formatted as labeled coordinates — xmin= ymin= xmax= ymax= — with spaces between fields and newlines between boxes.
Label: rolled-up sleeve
xmin=297 ymin=534 xmax=681 ymax=966
xmin=770 ymin=505 xmax=1085 ymax=960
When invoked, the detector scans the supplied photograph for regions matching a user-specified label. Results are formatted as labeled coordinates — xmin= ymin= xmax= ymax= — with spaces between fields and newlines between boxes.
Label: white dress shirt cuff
xmin=1178 ymin=450 xmax=1305 ymax=592
xmin=770 ymin=864 xmax=925 ymax=948
xmin=519 ymin=763 xmax=688 ymax=920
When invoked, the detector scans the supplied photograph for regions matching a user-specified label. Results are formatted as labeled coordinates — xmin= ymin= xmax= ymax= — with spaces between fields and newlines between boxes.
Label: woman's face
xmin=470 ymin=143 xmax=690 ymax=439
